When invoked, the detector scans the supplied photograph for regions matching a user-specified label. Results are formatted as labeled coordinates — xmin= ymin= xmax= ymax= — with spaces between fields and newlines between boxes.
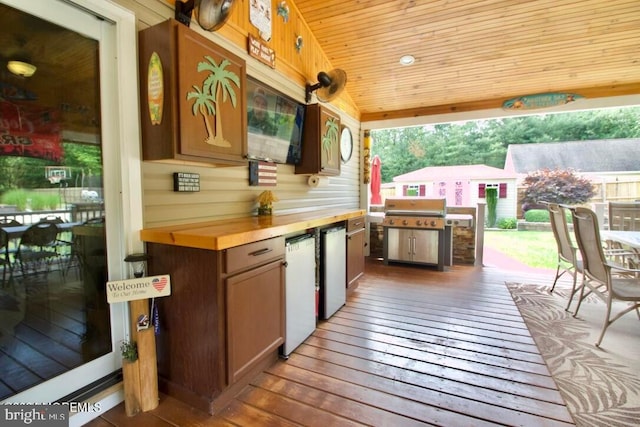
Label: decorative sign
xmin=106 ymin=274 xmax=171 ymax=303
xmin=0 ymin=101 xmax=63 ymax=161
xmin=502 ymin=93 xmax=584 ymax=110
xmin=187 ymin=55 xmax=240 ymax=148
xmin=173 ymin=172 xmax=200 ymax=192
xmin=147 ymin=52 xmax=164 ymax=125
xmin=249 ymin=160 xmax=277 ymax=186
xmin=249 ymin=0 xmax=272 ymax=41
xmin=248 ymin=35 xmax=276 ymax=68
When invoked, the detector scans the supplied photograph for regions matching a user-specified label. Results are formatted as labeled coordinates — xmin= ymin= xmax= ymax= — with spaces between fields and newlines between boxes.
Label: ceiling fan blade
xmin=317 ymin=69 xmax=347 ymax=102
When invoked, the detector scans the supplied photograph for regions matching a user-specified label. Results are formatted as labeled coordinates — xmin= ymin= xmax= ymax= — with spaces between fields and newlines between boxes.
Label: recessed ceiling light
xmin=399 ymin=55 xmax=415 ymax=66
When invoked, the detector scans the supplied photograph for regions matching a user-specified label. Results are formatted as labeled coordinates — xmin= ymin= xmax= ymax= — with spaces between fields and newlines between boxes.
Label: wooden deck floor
xmin=85 ymin=260 xmax=574 ymax=426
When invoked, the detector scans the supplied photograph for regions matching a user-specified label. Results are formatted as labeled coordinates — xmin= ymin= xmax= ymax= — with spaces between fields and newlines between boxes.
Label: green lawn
xmin=484 ymin=230 xmax=558 ymax=269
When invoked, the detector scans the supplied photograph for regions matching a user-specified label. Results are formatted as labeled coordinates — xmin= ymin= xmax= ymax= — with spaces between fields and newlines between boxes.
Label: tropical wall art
xmin=187 ymin=56 xmax=240 ymax=148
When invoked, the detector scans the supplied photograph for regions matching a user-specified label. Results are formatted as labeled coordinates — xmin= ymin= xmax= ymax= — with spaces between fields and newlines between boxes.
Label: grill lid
xmin=384 ymin=197 xmax=446 ymax=216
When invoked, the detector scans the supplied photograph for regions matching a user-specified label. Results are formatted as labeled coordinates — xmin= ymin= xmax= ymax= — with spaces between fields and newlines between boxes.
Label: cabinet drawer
xmin=224 ymin=236 xmax=285 ymax=274
xmin=347 ymin=216 xmax=365 ymax=232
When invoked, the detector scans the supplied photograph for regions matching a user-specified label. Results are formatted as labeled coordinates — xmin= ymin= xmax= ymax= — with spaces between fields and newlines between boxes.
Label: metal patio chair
xmin=547 ymin=203 xmax=583 ymax=312
xmin=15 ymin=222 xmax=60 ymax=279
xmin=571 ymin=206 xmax=640 ymax=347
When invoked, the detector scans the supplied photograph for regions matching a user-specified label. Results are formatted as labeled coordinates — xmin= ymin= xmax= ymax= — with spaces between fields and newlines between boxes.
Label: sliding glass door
xmin=0 ymin=0 xmax=138 ymax=404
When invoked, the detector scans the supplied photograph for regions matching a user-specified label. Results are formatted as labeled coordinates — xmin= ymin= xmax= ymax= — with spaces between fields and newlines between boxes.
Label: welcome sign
xmin=106 ymin=274 xmax=171 ymax=303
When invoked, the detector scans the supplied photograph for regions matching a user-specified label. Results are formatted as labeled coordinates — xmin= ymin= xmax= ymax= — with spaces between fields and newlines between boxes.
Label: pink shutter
xmin=402 ymin=185 xmax=408 ymax=196
xmin=499 ymin=183 xmax=507 ymax=198
xmin=419 ymin=185 xmax=426 ymax=196
xmin=478 ymin=183 xmax=486 ymax=198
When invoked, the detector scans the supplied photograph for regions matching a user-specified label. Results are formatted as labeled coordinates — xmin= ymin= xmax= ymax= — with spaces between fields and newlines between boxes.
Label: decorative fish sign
xmin=502 ymin=93 xmax=584 ymax=110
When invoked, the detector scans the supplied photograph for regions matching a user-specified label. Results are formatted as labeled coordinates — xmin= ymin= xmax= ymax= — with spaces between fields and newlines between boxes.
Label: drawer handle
xmin=353 ymin=222 xmax=362 ymax=227
xmin=249 ymin=247 xmax=273 ymax=257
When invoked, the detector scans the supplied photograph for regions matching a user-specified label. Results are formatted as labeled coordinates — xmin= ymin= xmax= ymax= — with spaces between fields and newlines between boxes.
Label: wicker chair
xmin=571 ymin=206 xmax=640 ymax=347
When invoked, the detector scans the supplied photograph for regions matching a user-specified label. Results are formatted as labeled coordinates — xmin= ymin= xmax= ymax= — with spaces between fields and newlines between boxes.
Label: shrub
xmin=1 ymin=189 xmax=29 ymax=210
xmin=522 ymin=168 xmax=595 ymax=207
xmin=524 ymin=209 xmax=550 ymax=222
xmin=497 ymin=217 xmax=517 ymax=229
xmin=30 ymin=193 xmax=60 ymax=210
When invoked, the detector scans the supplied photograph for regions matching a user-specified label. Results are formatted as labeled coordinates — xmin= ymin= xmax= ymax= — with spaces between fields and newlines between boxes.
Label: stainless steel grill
xmin=382 ymin=198 xmax=448 ymax=270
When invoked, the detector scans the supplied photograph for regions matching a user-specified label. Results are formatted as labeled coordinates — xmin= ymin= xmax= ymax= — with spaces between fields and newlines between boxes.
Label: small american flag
xmin=249 ymin=160 xmax=277 ymax=186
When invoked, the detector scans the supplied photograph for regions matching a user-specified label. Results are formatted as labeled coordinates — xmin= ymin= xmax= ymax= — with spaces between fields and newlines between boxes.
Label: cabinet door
xmin=386 ymin=228 xmax=413 ymax=261
xmin=319 ymin=106 xmax=341 ymax=175
xmin=346 ymin=228 xmax=365 ymax=289
xmin=295 ymin=104 xmax=341 ymax=175
xmin=176 ymin=24 xmax=247 ymax=163
xmin=412 ymin=229 xmax=439 ymax=264
xmin=226 ymin=259 xmax=285 ymax=384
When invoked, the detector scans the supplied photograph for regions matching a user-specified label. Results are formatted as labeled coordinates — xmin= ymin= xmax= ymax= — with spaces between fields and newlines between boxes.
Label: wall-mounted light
xmin=7 ymin=60 xmax=37 ymax=77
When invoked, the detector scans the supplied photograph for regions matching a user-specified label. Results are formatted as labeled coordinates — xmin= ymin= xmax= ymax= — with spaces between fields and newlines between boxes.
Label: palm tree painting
xmin=322 ymin=117 xmax=340 ymax=166
xmin=186 ymin=56 xmax=240 ymax=148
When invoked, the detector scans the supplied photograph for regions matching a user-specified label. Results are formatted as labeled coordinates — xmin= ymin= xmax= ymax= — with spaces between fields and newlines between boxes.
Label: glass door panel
xmin=0 ymin=1 xmax=111 ymax=400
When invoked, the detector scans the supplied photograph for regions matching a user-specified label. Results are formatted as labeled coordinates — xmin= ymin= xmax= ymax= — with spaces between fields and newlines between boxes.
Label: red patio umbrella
xmin=370 ymin=155 xmax=382 ymax=205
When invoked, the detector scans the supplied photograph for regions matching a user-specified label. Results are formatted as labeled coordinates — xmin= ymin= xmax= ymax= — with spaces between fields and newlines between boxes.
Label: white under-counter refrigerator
xmin=320 ymin=226 xmax=347 ymax=319
xmin=283 ymin=234 xmax=317 ymax=357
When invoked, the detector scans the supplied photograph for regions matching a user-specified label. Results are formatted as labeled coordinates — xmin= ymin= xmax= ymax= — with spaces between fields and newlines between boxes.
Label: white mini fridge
xmin=283 ymin=234 xmax=317 ymax=357
xmin=321 ymin=226 xmax=346 ymax=319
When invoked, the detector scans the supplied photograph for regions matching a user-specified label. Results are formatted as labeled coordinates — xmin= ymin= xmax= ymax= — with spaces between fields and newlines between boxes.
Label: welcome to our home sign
xmin=106 ymin=274 xmax=171 ymax=303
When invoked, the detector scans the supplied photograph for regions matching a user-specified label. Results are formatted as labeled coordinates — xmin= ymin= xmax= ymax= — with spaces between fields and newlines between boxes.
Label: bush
xmin=524 ymin=209 xmax=550 ymax=222
xmin=30 ymin=193 xmax=60 ymax=210
xmin=497 ymin=217 xmax=517 ymax=229
xmin=522 ymin=168 xmax=595 ymax=207
xmin=1 ymin=189 xmax=29 ymax=210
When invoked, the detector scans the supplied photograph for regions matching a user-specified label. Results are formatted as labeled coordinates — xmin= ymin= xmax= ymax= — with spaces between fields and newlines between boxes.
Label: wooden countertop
xmin=140 ymin=208 xmax=366 ymax=250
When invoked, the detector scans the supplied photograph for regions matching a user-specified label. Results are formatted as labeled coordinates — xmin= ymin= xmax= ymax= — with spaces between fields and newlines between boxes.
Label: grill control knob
xmin=388 ymin=219 xmax=394 ymax=225
xmin=402 ymin=219 xmax=408 ymax=226
xmin=416 ymin=220 xmax=422 ymax=226
xmin=430 ymin=220 xmax=437 ymax=227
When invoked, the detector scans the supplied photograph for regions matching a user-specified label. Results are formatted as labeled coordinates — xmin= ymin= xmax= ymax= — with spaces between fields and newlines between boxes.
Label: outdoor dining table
xmin=600 ymin=230 xmax=640 ymax=250
xmin=1 ymin=222 xmax=82 ymax=240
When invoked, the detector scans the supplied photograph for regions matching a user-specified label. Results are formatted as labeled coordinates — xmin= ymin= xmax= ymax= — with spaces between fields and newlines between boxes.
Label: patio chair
xmin=607 ymin=202 xmax=640 ymax=267
xmin=571 ymin=206 xmax=640 ymax=347
xmin=15 ymin=222 xmax=60 ymax=279
xmin=1 ymin=228 xmax=14 ymax=287
xmin=39 ymin=216 xmax=77 ymax=277
xmin=547 ymin=203 xmax=583 ymax=311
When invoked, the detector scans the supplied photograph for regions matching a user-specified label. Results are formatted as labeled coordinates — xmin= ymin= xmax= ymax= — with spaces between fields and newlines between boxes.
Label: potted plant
xmin=257 ymin=190 xmax=278 ymax=216
xmin=120 ymin=340 xmax=138 ymax=363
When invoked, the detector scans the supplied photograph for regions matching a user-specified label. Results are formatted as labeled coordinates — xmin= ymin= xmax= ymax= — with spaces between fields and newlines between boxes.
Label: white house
xmin=391 ymin=164 xmax=518 ymax=220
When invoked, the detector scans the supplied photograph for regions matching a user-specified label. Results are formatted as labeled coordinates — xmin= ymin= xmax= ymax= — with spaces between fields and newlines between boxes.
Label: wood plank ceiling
xmin=294 ymin=0 xmax=640 ymax=121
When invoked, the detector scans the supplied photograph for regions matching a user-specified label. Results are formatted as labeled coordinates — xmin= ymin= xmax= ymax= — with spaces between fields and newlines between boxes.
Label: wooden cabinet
xmin=146 ymin=236 xmax=284 ymax=414
xmin=138 ymin=19 xmax=247 ymax=166
xmin=346 ymin=216 xmax=365 ymax=290
xmin=295 ymin=103 xmax=341 ymax=175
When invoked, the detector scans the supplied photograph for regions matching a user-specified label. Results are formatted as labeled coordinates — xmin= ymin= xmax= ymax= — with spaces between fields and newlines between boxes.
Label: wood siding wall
xmin=114 ymin=0 xmax=362 ymax=227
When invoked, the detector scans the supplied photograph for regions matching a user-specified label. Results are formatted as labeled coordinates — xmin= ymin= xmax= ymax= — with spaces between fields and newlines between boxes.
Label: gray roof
xmin=505 ymin=139 xmax=640 ymax=173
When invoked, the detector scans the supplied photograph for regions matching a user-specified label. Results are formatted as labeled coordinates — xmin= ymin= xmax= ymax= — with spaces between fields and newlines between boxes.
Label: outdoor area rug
xmin=507 ymin=282 xmax=640 ymax=427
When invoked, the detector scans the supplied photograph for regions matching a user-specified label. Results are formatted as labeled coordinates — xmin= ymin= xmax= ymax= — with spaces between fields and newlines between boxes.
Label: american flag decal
xmin=249 ymin=160 xmax=277 ymax=186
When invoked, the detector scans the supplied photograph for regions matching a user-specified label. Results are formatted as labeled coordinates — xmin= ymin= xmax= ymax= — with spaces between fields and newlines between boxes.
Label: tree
xmin=370 ymin=107 xmax=640 ymax=183
xmin=521 ymin=168 xmax=596 ymax=210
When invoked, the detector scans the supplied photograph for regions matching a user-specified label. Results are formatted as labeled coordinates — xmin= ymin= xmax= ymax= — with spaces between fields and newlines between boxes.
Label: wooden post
xmin=128 ymin=298 xmax=159 ymax=412
xmin=122 ymin=359 xmax=141 ymax=416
